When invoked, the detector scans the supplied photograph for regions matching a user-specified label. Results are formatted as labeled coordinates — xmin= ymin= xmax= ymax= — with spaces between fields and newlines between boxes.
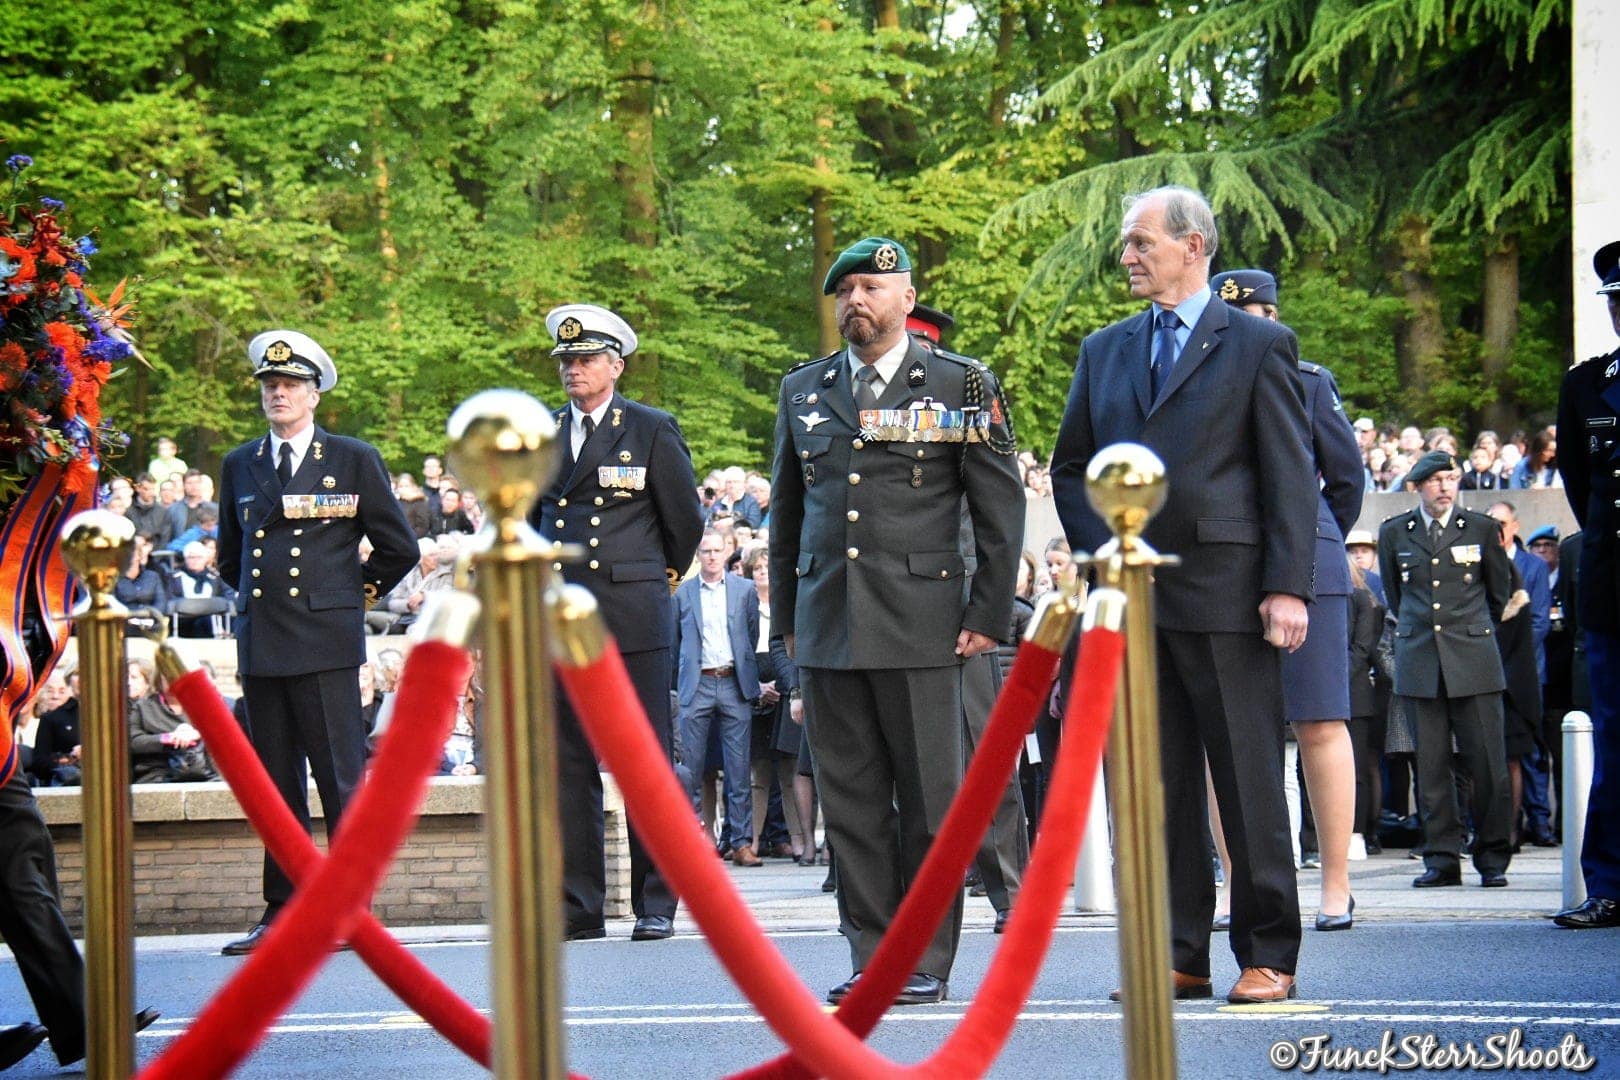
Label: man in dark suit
xmin=1050 ymin=187 xmax=1316 ymax=1004
xmin=1378 ymin=451 xmax=1514 ymax=889
xmin=770 ymin=237 xmax=1024 ymax=1006
xmin=529 ymin=303 xmax=704 ymax=942
xmin=216 ymin=329 xmax=418 ymax=954
xmin=1551 ymin=240 xmax=1620 ymax=929
xmin=673 ymin=531 xmax=763 ymax=864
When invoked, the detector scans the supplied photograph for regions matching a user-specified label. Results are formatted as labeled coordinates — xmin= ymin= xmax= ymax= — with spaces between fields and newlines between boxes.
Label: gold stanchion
xmin=59 ymin=510 xmax=137 ymax=1079
xmin=1085 ymin=444 xmax=1178 ymax=1080
xmin=447 ymin=389 xmax=567 ymax=1080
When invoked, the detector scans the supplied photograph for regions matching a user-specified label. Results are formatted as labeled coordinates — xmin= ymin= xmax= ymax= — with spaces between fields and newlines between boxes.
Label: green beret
xmin=1406 ymin=450 xmax=1461 ymax=486
xmin=823 ymin=236 xmax=912 ymax=295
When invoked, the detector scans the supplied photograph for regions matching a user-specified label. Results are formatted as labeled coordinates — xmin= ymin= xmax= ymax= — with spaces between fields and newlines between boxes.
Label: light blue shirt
xmin=1151 ymin=285 xmax=1212 ymax=368
xmin=698 ymin=576 xmax=734 ymax=669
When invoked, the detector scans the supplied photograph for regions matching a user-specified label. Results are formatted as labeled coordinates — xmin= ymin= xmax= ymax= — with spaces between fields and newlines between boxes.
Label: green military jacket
xmin=1377 ymin=505 xmax=1512 ymax=699
xmin=768 ymin=338 xmax=1024 ymax=670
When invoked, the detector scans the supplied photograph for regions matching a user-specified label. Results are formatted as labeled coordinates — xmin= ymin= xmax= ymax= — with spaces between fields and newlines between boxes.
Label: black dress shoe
xmin=566 ymin=925 xmax=606 ymax=941
xmin=894 ymin=973 xmax=948 ymax=1005
xmin=1480 ymin=872 xmax=1509 ymax=888
xmin=1315 ymin=895 xmax=1355 ymax=931
xmin=221 ymin=920 xmax=272 ymax=956
xmin=826 ymin=973 xmax=861 ymax=1004
xmin=53 ymin=1010 xmax=162 ymax=1068
xmin=1553 ymin=897 xmax=1620 ymax=929
xmin=631 ymin=915 xmax=674 ymax=941
xmin=0 ymin=1023 xmax=48 ymax=1070
xmin=993 ymin=909 xmax=1009 ymax=934
xmin=1412 ymin=868 xmax=1462 ymax=888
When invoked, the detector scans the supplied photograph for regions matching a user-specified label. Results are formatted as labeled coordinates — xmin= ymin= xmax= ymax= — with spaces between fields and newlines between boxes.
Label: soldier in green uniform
xmin=1378 ymin=450 xmax=1515 ymax=889
xmin=769 ymin=237 xmax=1024 ymax=1005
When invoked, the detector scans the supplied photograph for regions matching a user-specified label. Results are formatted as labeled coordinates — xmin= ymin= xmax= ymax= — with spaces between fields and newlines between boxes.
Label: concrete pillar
xmin=1574 ymin=1 xmax=1620 ymax=360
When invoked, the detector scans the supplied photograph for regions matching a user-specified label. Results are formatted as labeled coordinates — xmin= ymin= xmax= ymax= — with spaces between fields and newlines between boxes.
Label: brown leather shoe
xmin=731 ymin=844 xmax=763 ymax=867
xmin=1108 ymin=970 xmax=1212 ymax=1002
xmin=1227 ymin=966 xmax=1297 ymax=1003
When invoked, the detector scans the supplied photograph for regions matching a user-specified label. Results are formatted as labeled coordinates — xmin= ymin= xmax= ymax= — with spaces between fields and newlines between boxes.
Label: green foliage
xmin=1 ymin=0 xmax=1573 ymax=481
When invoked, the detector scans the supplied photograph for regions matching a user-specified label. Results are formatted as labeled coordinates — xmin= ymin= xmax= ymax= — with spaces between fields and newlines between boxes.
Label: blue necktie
xmin=1151 ymin=309 xmax=1181 ymax=401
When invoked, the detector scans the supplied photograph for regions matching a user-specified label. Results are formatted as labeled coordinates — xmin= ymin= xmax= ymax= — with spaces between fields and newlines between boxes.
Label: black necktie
xmin=1428 ymin=518 xmax=1443 ymax=549
xmin=854 ymin=365 xmax=880 ymax=411
xmin=581 ymin=415 xmax=597 ymax=440
xmin=1151 ymin=309 xmax=1181 ymax=401
xmin=277 ymin=442 xmax=293 ymax=489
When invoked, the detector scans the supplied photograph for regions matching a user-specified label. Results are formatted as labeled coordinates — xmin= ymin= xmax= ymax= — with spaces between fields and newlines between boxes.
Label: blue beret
xmin=1597 ymin=241 xmax=1620 ymax=295
xmin=1527 ymin=524 xmax=1559 ymax=545
xmin=823 ymin=237 xmax=912 ymax=295
xmin=1214 ymin=269 xmax=1278 ymax=307
xmin=1405 ymin=450 xmax=1461 ymax=486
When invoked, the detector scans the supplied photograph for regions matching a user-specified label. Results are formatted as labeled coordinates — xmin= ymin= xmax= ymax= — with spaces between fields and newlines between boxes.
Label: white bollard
xmin=1074 ymin=766 xmax=1116 ymax=913
xmin=1562 ymin=712 xmax=1595 ymax=910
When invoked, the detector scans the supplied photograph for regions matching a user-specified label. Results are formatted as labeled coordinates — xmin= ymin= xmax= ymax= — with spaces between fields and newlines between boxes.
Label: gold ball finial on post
xmin=447 ymin=389 xmax=559 ymax=543
xmin=1083 ymin=443 xmax=1167 ymax=544
xmin=60 ymin=510 xmax=136 ymax=612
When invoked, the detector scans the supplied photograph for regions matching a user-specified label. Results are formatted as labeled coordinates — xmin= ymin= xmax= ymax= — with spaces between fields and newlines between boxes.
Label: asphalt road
xmin=4 ymin=914 xmax=1615 ymax=1078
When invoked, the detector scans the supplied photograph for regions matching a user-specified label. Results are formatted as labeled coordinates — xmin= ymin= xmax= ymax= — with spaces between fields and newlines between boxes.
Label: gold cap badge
xmin=558 ymin=317 xmax=583 ymax=341
xmin=1218 ymin=278 xmax=1240 ymax=301
xmin=266 ymin=341 xmax=293 ymax=363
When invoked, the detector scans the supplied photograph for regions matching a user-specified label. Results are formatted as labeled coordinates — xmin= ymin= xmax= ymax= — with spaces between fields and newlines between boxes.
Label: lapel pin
xmin=612 ymin=408 xmax=623 ymax=428
xmin=800 ymin=411 xmax=829 ymax=432
xmin=322 ymin=476 xmax=336 ymax=489
xmin=619 ymin=450 xmax=632 ymax=462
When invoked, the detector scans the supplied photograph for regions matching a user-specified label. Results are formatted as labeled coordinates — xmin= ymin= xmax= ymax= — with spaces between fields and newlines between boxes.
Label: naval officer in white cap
xmin=216 ymin=330 xmax=418 ymax=954
xmin=528 ymin=303 xmax=703 ymax=942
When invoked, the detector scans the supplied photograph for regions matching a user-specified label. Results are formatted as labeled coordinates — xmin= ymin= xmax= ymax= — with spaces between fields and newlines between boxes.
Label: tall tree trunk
xmin=812 ymin=15 xmax=839 ymax=356
xmin=372 ymin=39 xmax=405 ymax=439
xmin=1479 ymin=232 xmax=1520 ymax=434
xmin=614 ymin=4 xmax=661 ymax=402
xmin=988 ymin=0 xmax=1017 ymax=132
xmin=859 ymin=0 xmax=919 ymax=175
xmin=1392 ymin=215 xmax=1444 ymax=407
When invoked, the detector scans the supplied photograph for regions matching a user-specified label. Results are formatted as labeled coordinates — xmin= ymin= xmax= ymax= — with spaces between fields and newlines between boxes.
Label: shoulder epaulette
xmin=786 ymin=351 xmax=841 ymax=375
xmin=1298 ymin=361 xmax=1321 ymax=376
xmin=1380 ymin=509 xmax=1410 ymax=525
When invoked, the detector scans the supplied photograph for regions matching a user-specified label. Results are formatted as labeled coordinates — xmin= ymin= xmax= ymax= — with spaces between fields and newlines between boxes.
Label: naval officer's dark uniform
xmin=531 ymin=391 xmax=703 ymax=938
xmin=1378 ymin=496 xmax=1514 ymax=883
xmin=218 ymin=425 xmax=417 ymax=911
xmin=1552 ymin=241 xmax=1620 ymax=925
xmin=769 ymin=324 xmax=1023 ymax=986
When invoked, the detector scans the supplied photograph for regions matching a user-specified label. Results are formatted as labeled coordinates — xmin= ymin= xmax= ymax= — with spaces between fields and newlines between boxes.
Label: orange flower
xmin=0 ymin=343 xmax=26 ymax=371
xmin=45 ymin=322 xmax=84 ymax=365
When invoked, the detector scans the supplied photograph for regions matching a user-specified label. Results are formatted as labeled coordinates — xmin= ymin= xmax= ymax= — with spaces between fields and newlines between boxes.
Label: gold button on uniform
xmin=555 ymin=519 xmax=565 ymax=529
xmin=252 ymin=588 xmax=262 ymax=598
xmin=1433 ymin=602 xmax=1441 ymax=610
xmin=939 ymin=570 xmax=948 ymax=579
xmin=558 ymin=498 xmax=569 ymax=508
xmin=290 ymin=568 xmax=300 ymax=577
xmin=1432 ymin=557 xmax=1439 ymax=565
xmin=293 ymin=528 xmax=303 ymax=537
xmin=801 ymin=450 xmax=811 ymax=460
xmin=253 ymin=548 xmax=263 ymax=558
xmin=553 ymin=562 xmax=563 ymax=572
xmin=594 ymin=496 xmax=604 ymax=506
xmin=849 ymin=473 xmax=861 ymax=485
xmin=290 ymin=547 xmax=301 ymax=557
xmin=589 ymin=559 xmax=600 ymax=570
xmin=590 ymin=516 xmax=600 ymax=526
xmin=847 ymin=510 xmax=859 ymax=522
xmin=289 ymin=587 xmax=300 ymax=597
xmin=589 ymin=537 xmax=600 ymax=548
xmin=852 ymin=439 xmax=864 ymax=451
xmin=252 ymin=569 xmax=261 ymax=578
xmin=915 ymin=449 xmax=925 ymax=459
xmin=1432 ymin=580 xmax=1440 ymax=587
xmin=254 ymin=530 xmax=265 ymax=539
xmin=847 ymin=547 xmax=859 ymax=560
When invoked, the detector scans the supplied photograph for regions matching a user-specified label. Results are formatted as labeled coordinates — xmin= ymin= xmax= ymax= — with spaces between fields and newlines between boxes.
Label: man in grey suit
xmin=1050 ymin=186 xmax=1317 ymax=1004
xmin=674 ymin=531 xmax=764 ymax=865
xmin=1379 ymin=451 xmax=1514 ymax=888
xmin=770 ymin=237 xmax=1024 ymax=1006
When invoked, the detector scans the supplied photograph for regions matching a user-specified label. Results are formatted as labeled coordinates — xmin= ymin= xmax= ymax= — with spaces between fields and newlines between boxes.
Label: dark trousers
xmin=803 ymin=664 xmax=964 ymax=981
xmin=1405 ymin=686 xmax=1512 ymax=876
xmin=678 ymin=673 xmax=755 ymax=849
xmin=555 ymin=646 xmax=676 ymax=934
xmin=961 ymin=651 xmax=1027 ymax=914
xmin=0 ymin=769 xmax=84 ymax=1064
xmin=1348 ymin=714 xmax=1385 ymax=840
xmin=241 ymin=668 xmax=366 ymax=908
xmin=1157 ymin=629 xmax=1300 ymax=978
xmin=1582 ymin=630 xmax=1620 ymax=899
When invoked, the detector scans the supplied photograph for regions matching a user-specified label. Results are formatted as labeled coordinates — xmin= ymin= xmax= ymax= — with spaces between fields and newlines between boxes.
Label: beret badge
xmin=873 ymin=244 xmax=899 ymax=272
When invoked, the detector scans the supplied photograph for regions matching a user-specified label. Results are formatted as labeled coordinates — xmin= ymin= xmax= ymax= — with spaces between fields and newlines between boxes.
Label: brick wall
xmin=34 ymin=777 xmax=631 ymax=936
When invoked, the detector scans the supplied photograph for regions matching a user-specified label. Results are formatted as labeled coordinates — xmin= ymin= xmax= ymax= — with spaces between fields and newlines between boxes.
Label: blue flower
xmin=76 ymin=236 xmax=98 ymax=256
xmin=5 ymin=154 xmax=33 ymax=173
xmin=40 ymin=197 xmax=64 ymax=210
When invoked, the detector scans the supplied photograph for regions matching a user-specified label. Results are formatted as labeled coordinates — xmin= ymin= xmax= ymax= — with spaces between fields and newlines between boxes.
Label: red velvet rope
xmin=139 ymin=642 xmax=482 ymax=1079
xmin=556 ymin=624 xmax=1124 ymax=1079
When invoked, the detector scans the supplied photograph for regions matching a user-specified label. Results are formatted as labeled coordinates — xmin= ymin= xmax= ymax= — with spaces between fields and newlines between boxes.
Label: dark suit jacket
xmin=530 ymin=392 xmax=704 ymax=656
xmin=768 ymin=339 xmax=1024 ymax=669
xmin=1348 ymin=583 xmax=1384 ymax=718
xmin=1378 ymin=505 xmax=1512 ymax=699
xmin=1300 ymin=362 xmax=1365 ymax=597
xmin=1556 ymin=348 xmax=1620 ymax=634
xmin=1050 ymin=297 xmax=1316 ymax=633
xmin=673 ymin=574 xmax=761 ymax=706
xmin=218 ymin=426 xmax=418 ymax=678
